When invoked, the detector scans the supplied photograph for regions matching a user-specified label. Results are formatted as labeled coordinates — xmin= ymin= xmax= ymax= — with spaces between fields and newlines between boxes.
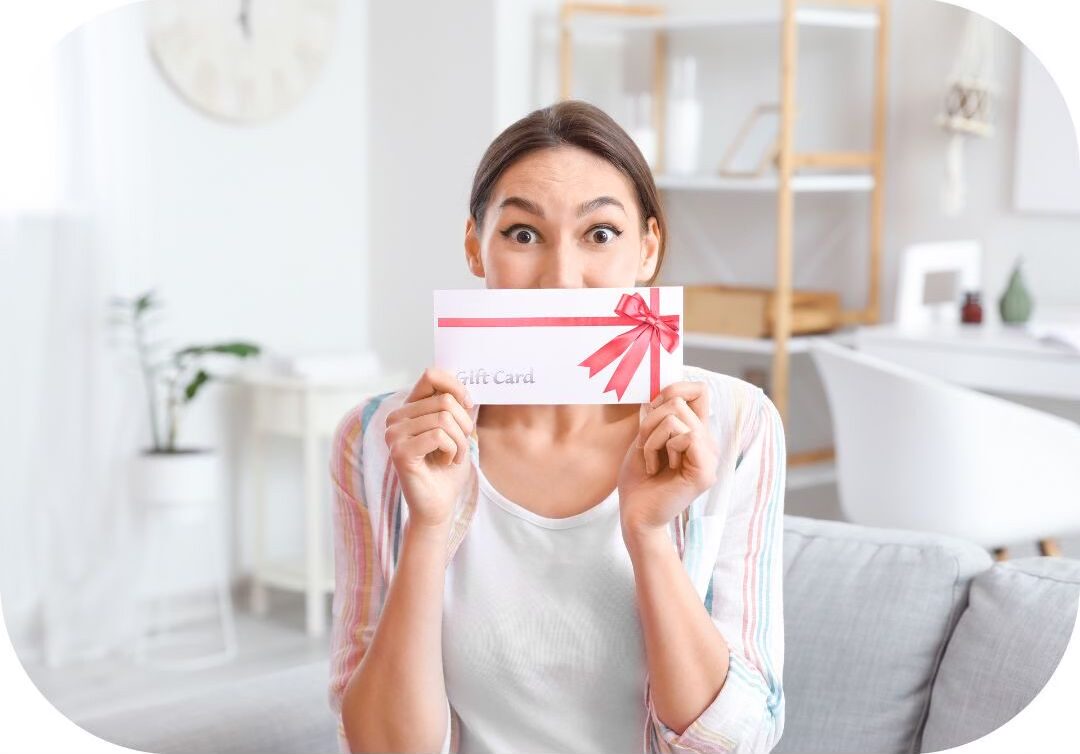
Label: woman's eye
xmin=588 ymin=226 xmax=622 ymax=244
xmin=500 ymin=226 xmax=539 ymax=244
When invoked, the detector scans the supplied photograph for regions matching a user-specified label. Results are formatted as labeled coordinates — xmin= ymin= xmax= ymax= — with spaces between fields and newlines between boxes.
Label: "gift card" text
xmin=455 ymin=368 xmax=536 ymax=386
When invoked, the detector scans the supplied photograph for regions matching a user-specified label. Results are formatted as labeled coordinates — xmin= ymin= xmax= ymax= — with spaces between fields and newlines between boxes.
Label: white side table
xmin=234 ymin=369 xmax=407 ymax=637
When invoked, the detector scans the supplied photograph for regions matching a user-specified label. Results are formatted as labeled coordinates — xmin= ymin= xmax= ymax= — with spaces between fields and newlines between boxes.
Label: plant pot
xmin=129 ymin=448 xmax=229 ymax=603
xmin=130 ymin=449 xmax=223 ymax=523
xmin=128 ymin=448 xmax=236 ymax=669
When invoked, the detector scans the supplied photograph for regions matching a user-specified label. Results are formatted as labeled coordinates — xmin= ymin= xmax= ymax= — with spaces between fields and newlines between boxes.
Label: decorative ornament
xmin=936 ymin=12 xmax=997 ymax=216
xmin=998 ymin=258 xmax=1035 ymax=324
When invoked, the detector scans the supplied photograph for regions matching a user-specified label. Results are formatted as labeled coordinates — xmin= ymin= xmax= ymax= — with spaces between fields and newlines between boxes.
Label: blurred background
xmin=2 ymin=0 xmax=1079 ymax=734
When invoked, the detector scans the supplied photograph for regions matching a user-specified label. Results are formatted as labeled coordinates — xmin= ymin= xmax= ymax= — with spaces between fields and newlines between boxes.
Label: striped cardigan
xmin=328 ymin=365 xmax=786 ymax=754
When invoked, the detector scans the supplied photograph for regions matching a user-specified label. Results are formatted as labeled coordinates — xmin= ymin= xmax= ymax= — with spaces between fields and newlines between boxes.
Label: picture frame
xmin=718 ymin=103 xmax=782 ymax=177
xmin=893 ymin=240 xmax=983 ymax=327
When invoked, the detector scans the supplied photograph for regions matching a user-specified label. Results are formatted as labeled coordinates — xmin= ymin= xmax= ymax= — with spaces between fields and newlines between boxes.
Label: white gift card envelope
xmin=434 ymin=286 xmax=683 ymax=405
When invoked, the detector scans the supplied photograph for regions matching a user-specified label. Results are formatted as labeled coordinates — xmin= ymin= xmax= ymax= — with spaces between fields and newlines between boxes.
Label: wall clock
xmin=146 ymin=0 xmax=338 ymax=123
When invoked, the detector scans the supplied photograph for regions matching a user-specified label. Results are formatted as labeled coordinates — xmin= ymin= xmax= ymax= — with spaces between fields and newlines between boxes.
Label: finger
xmin=678 ymin=429 xmax=714 ymax=478
xmin=390 ymin=392 xmax=475 ymax=438
xmin=407 ymin=367 xmax=473 ymax=409
xmin=398 ymin=412 xmax=470 ymax=465
xmin=666 ymin=430 xmax=693 ymax=471
xmin=648 ymin=381 xmax=709 ymax=423
xmin=399 ymin=427 xmax=458 ymax=466
xmin=638 ymin=396 xmax=703 ymax=444
xmin=643 ymin=415 xmax=691 ymax=475
xmin=664 ymin=404 xmax=720 ymax=472
xmin=673 ymin=430 xmax=717 ymax=486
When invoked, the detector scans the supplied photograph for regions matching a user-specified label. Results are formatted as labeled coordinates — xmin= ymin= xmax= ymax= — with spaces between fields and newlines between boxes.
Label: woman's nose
xmin=541 ymin=238 xmax=585 ymax=289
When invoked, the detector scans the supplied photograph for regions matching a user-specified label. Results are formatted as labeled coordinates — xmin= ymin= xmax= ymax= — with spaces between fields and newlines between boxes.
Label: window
xmin=0 ymin=51 xmax=61 ymax=211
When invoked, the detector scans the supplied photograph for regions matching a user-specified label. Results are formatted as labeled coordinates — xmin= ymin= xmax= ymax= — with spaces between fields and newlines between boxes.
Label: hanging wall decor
xmin=936 ymin=11 xmax=998 ymax=216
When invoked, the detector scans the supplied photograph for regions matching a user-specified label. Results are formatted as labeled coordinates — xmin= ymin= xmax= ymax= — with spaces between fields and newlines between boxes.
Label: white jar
xmin=665 ymin=56 xmax=703 ymax=175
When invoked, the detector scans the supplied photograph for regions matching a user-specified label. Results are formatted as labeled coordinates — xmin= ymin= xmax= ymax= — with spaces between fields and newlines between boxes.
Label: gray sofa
xmin=77 ymin=515 xmax=1080 ymax=754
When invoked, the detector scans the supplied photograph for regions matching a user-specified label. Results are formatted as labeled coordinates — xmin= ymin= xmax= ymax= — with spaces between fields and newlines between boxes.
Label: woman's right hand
xmin=385 ymin=367 xmax=475 ymax=531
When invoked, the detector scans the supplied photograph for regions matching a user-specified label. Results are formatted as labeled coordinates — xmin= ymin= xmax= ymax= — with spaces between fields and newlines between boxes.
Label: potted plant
xmin=111 ymin=290 xmax=261 ymax=519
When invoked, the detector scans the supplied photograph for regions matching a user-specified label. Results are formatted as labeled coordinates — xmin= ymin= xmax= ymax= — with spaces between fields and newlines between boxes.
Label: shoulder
xmin=679 ymin=364 xmax=783 ymax=459
xmin=332 ymin=388 xmax=411 ymax=443
xmin=329 ymin=388 xmax=411 ymax=484
xmin=681 ymin=364 xmax=767 ymax=420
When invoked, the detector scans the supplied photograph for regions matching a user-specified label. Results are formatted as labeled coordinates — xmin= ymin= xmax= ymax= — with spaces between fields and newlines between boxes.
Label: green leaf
xmin=176 ymin=342 xmax=261 ymax=359
xmin=134 ymin=290 xmax=159 ymax=316
xmin=184 ymin=369 xmax=212 ymax=403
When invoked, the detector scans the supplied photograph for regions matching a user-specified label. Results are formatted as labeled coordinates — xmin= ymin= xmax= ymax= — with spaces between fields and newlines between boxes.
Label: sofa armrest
xmin=75 ymin=660 xmax=337 ymax=754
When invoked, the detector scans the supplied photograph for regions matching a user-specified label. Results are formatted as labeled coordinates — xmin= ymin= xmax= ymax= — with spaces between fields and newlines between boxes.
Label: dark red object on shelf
xmin=961 ymin=291 xmax=984 ymax=324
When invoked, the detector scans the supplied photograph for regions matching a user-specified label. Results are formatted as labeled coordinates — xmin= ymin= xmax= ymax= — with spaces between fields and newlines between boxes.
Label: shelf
xmin=566 ymin=8 xmax=879 ymax=33
xmin=787 ymin=459 xmax=837 ymax=491
xmin=683 ymin=328 xmax=857 ymax=355
xmin=256 ymin=559 xmax=335 ymax=594
xmin=654 ymin=172 xmax=875 ymax=193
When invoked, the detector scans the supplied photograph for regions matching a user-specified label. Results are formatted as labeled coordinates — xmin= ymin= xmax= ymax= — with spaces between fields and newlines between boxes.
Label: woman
xmin=328 ymin=100 xmax=785 ymax=754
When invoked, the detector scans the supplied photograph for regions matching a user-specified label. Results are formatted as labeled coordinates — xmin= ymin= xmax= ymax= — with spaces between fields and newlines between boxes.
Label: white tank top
xmin=442 ymin=462 xmax=648 ymax=754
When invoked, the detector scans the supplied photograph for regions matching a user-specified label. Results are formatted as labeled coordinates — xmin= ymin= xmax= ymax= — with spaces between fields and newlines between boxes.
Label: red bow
xmin=579 ymin=289 xmax=680 ymax=401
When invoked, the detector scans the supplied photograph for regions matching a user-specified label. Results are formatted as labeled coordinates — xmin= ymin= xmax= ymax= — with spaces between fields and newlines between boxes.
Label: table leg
xmin=249 ymin=428 xmax=269 ymax=617
xmin=303 ymin=393 xmax=326 ymax=637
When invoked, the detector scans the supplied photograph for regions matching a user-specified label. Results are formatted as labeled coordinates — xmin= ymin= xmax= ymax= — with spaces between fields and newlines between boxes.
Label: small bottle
xmin=961 ymin=291 xmax=983 ymax=324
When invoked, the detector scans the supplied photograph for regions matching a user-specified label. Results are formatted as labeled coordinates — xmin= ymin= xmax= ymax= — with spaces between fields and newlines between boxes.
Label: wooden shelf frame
xmin=654 ymin=171 xmax=875 ymax=193
xmin=564 ymin=6 xmax=881 ymax=32
xmin=558 ymin=0 xmax=890 ymax=439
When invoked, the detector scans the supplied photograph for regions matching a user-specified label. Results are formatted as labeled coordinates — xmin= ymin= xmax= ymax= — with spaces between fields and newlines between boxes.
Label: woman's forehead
xmin=493 ymin=146 xmax=636 ymax=206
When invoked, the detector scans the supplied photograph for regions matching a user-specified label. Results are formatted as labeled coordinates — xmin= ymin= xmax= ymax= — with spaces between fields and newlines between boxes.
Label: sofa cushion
xmin=775 ymin=515 xmax=992 ymax=754
xmin=921 ymin=556 xmax=1080 ymax=752
xmin=76 ymin=659 xmax=337 ymax=754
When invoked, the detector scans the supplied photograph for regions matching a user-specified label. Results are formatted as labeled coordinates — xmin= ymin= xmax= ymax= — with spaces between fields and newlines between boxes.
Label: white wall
xmin=52 ymin=0 xmax=372 ymax=587
xmin=366 ymin=0 xmax=498 ymax=374
xmin=883 ymin=0 xmax=1080 ymax=310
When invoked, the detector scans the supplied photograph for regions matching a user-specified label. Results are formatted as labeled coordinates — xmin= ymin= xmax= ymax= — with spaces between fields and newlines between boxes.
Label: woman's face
xmin=464 ymin=145 xmax=660 ymax=289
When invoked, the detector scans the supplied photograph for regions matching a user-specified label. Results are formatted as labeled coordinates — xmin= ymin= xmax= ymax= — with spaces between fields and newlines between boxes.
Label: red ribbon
xmin=578 ymin=288 xmax=680 ymax=400
xmin=437 ymin=287 xmax=680 ymax=402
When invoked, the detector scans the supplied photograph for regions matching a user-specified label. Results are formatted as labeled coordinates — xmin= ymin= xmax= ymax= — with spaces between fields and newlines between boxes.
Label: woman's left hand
xmin=617 ymin=381 xmax=720 ymax=538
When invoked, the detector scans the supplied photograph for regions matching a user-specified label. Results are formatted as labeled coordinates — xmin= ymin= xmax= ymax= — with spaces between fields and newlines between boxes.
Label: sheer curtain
xmin=1 ymin=16 xmax=146 ymax=666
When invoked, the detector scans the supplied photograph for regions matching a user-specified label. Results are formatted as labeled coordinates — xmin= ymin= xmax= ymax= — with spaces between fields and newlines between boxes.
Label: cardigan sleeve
xmin=645 ymin=389 xmax=787 ymax=754
xmin=327 ymin=401 xmax=382 ymax=753
xmin=326 ymin=400 xmax=457 ymax=754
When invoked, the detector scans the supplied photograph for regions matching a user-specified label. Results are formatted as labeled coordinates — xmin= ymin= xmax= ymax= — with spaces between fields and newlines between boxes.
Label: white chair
xmin=809 ymin=338 xmax=1080 ymax=557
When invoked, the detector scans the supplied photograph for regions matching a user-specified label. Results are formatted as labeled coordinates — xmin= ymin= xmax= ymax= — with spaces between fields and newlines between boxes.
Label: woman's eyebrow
xmin=578 ymin=196 xmax=625 ymax=216
xmin=498 ymin=196 xmax=545 ymax=218
xmin=497 ymin=195 xmax=627 ymax=219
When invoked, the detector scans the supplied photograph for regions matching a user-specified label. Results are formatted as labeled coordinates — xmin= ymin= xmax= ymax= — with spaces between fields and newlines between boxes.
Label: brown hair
xmin=468 ymin=100 xmax=666 ymax=285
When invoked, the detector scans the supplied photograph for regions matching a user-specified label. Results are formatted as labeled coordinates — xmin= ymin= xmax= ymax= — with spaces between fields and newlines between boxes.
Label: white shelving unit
xmin=654 ymin=172 xmax=875 ymax=193
xmin=566 ymin=7 xmax=880 ymax=32
xmin=787 ymin=459 xmax=838 ymax=490
xmin=560 ymin=0 xmax=890 ymax=476
xmin=683 ymin=328 xmax=858 ymax=355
